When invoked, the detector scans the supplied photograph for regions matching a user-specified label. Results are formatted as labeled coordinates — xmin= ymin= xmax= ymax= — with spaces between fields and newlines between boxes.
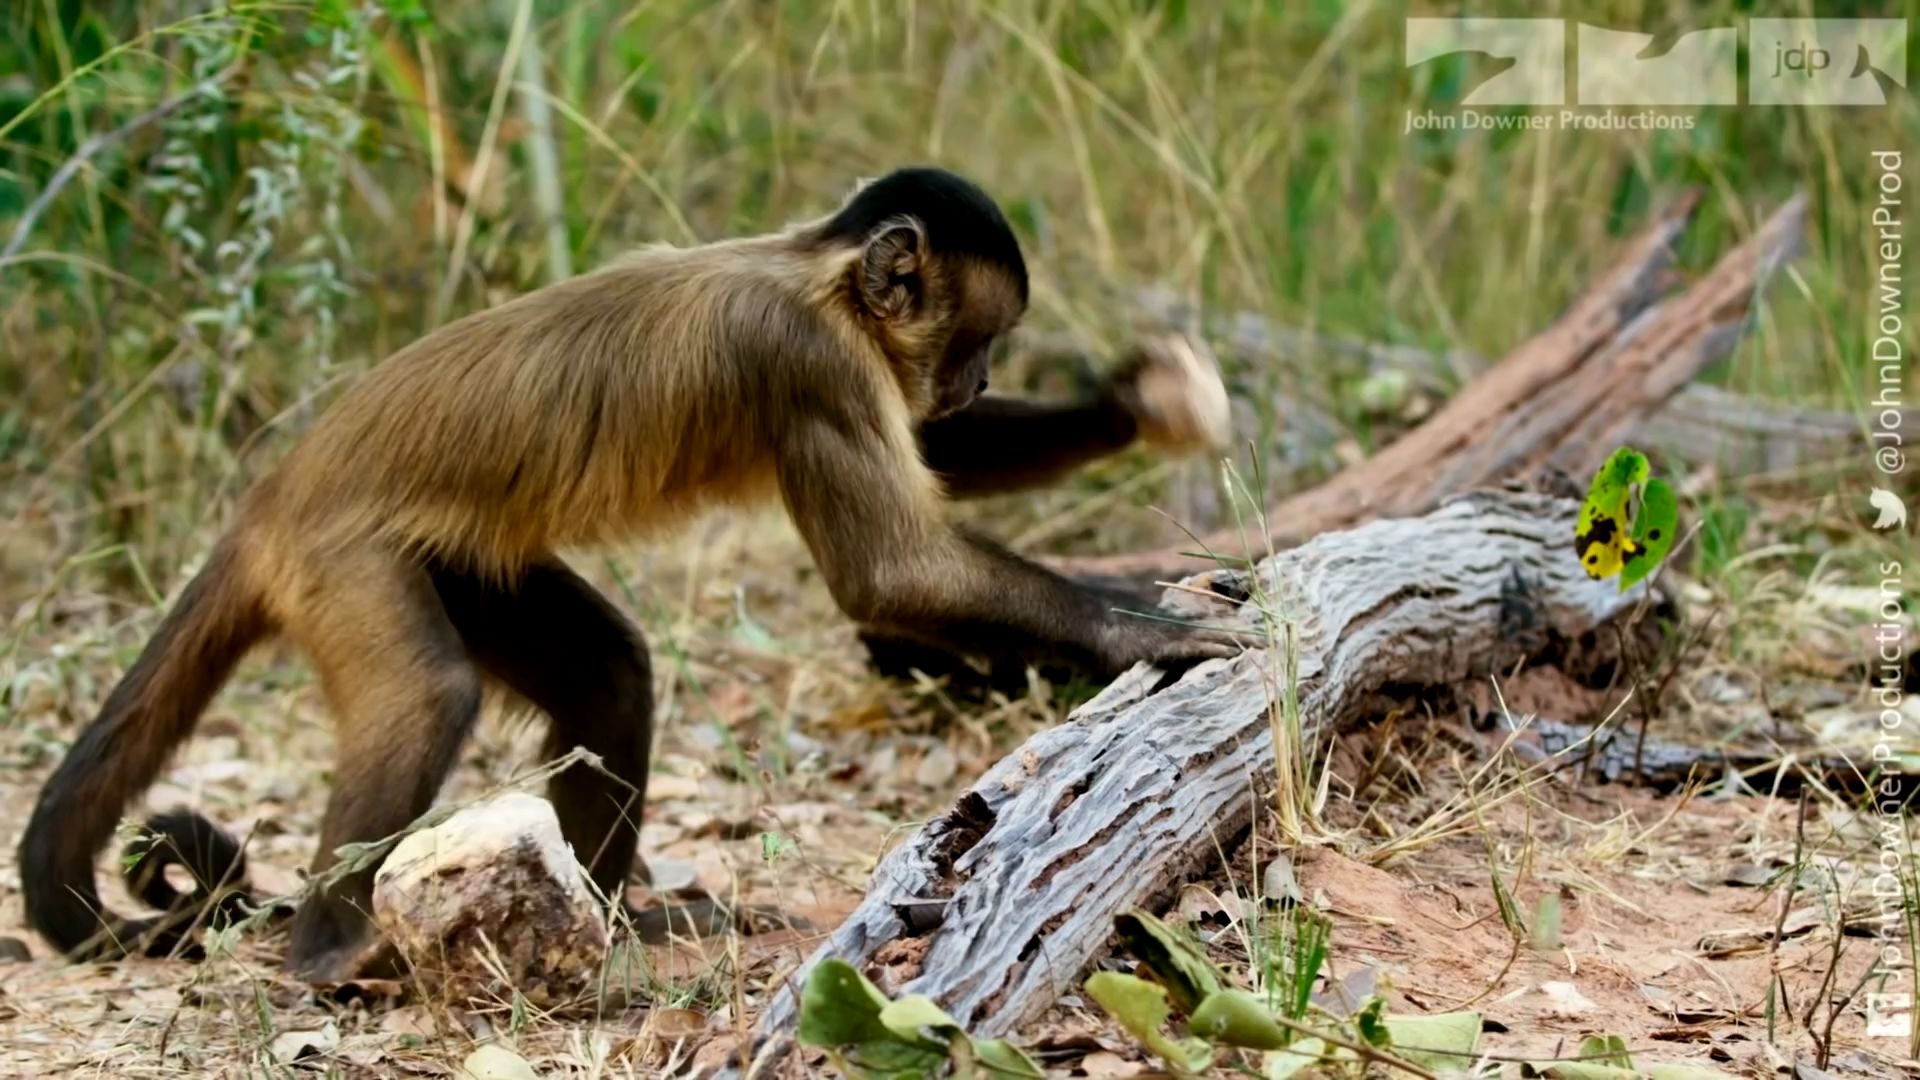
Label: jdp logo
xmin=1407 ymin=18 xmax=1907 ymax=107
xmin=1753 ymin=19 xmax=1908 ymax=105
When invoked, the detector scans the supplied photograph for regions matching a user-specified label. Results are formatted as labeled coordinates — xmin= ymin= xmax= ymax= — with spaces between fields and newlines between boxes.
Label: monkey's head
xmin=816 ymin=167 xmax=1029 ymax=419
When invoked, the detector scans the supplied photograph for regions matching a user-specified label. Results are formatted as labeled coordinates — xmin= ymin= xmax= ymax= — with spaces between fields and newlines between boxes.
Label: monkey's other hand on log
xmin=1108 ymin=333 xmax=1232 ymax=454
xmin=1095 ymin=610 xmax=1245 ymax=673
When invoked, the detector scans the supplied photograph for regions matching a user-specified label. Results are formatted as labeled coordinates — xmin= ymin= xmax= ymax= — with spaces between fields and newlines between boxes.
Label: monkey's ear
xmin=857 ymin=217 xmax=926 ymax=322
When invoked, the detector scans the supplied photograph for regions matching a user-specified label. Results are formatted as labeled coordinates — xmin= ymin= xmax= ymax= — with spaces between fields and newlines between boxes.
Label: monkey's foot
xmin=285 ymin=937 xmax=405 ymax=984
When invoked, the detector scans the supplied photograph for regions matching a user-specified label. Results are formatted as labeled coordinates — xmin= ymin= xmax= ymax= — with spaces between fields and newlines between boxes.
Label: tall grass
xmin=1 ymin=0 xmax=1911 ymax=606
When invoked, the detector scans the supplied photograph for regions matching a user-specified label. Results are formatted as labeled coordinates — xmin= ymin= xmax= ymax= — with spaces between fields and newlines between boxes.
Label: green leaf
xmin=1574 ymin=447 xmax=1649 ymax=581
xmin=1528 ymin=1033 xmax=1640 ymax=1077
xmin=1356 ymin=368 xmax=1411 ymax=414
xmin=1352 ymin=995 xmax=1389 ymax=1047
xmin=1114 ymin=910 xmax=1225 ymax=1016
xmin=1578 ymin=1033 xmax=1635 ymax=1068
xmin=1189 ymin=990 xmax=1290 ymax=1050
xmin=797 ymin=959 xmax=893 ymax=1049
xmin=1586 ymin=448 xmax=1649 ymax=507
xmin=799 ymin=961 xmax=1041 ymax=1079
xmin=973 ymin=1038 xmax=1045 ymax=1079
xmin=1384 ymin=1011 xmax=1482 ymax=1072
xmin=877 ymin=995 xmax=961 ymax=1050
xmin=1083 ymin=972 xmax=1213 ymax=1074
xmin=828 ymin=1040 xmax=948 ymax=1080
xmin=760 ymin=831 xmax=798 ymax=864
xmin=1529 ymin=1064 xmax=1637 ymax=1079
xmin=1261 ymin=1037 xmax=1329 ymax=1078
xmin=1618 ymin=477 xmax=1679 ymax=591
xmin=1531 ymin=893 xmax=1563 ymax=951
xmin=1574 ymin=446 xmax=1682 ymax=590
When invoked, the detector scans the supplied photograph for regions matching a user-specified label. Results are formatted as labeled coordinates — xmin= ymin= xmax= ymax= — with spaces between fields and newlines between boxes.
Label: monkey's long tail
xmin=19 ymin=538 xmax=270 ymax=960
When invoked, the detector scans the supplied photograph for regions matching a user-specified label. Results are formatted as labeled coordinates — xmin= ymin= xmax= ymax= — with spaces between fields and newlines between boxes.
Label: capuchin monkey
xmin=18 ymin=167 xmax=1239 ymax=980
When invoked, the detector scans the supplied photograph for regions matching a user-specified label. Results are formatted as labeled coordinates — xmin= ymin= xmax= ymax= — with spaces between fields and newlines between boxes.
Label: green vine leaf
xmin=1113 ymin=909 xmax=1225 ymax=1016
xmin=1084 ymin=972 xmax=1213 ymax=1075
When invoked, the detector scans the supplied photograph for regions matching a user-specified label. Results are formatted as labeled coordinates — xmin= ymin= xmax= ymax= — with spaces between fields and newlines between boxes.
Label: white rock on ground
xmin=372 ymin=792 xmax=608 ymax=1006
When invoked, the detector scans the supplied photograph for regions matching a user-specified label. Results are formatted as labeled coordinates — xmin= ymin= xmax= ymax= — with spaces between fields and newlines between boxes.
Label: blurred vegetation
xmin=0 ymin=0 xmax=1912 ymax=601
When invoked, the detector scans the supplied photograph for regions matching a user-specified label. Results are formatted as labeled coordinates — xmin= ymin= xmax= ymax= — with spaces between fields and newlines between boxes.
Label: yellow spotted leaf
xmin=1574 ymin=447 xmax=1678 ymax=590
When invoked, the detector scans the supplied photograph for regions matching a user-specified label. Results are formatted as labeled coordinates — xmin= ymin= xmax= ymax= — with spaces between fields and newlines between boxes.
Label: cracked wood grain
xmin=744 ymin=490 xmax=1644 ymax=1071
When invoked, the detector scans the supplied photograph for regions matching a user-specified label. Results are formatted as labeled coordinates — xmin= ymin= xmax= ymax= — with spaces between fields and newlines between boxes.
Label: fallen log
xmin=1639 ymin=383 xmax=1918 ymax=476
xmin=748 ymin=490 xmax=1643 ymax=1066
xmin=1054 ymin=191 xmax=1806 ymax=581
xmin=1025 ymin=309 xmax=1913 ymax=480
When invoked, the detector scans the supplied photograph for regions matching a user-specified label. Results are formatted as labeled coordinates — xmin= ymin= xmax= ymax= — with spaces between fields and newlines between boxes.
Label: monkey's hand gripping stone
xmin=372 ymin=793 xmax=608 ymax=1006
xmin=1115 ymin=333 xmax=1233 ymax=454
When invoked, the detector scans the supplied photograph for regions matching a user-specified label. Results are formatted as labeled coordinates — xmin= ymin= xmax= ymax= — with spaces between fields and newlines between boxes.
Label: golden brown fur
xmin=19 ymin=167 xmax=1235 ymax=977
xmin=262 ymin=237 xmax=855 ymax=575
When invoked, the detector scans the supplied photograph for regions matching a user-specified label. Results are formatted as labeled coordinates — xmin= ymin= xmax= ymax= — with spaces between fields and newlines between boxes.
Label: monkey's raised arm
xmin=778 ymin=413 xmax=1236 ymax=675
xmin=918 ymin=394 xmax=1136 ymax=497
xmin=919 ymin=334 xmax=1233 ymax=498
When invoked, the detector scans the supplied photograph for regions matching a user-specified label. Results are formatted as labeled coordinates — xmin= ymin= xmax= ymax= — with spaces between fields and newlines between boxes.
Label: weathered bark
xmin=750 ymin=490 xmax=1643 ymax=1062
xmin=1052 ymin=192 xmax=1806 ymax=581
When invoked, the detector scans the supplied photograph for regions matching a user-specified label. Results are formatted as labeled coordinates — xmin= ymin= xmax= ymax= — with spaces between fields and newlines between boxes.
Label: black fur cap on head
xmin=815 ymin=167 xmax=1028 ymax=303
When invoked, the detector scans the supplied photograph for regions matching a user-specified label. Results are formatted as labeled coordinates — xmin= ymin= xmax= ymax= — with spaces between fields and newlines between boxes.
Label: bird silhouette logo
xmin=1869 ymin=488 xmax=1909 ymax=531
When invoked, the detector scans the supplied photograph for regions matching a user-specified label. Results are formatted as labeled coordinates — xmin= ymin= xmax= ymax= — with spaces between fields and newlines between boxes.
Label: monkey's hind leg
xmin=435 ymin=560 xmax=652 ymax=897
xmin=286 ymin=551 xmax=483 ymax=980
xmin=435 ymin=560 xmax=795 ymax=941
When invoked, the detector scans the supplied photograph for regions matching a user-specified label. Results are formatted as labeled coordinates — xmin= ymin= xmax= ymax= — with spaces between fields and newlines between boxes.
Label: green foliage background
xmin=1 ymin=0 xmax=1912 ymax=595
